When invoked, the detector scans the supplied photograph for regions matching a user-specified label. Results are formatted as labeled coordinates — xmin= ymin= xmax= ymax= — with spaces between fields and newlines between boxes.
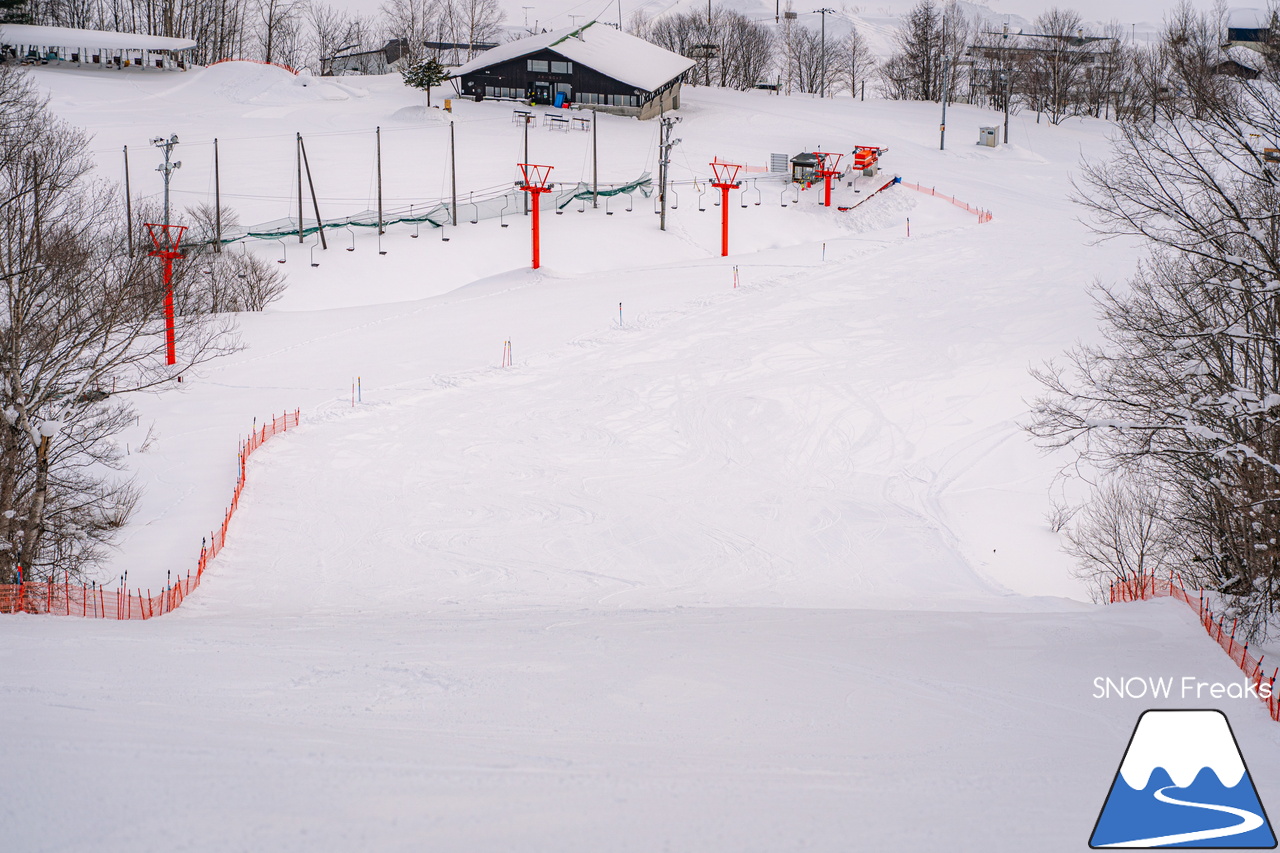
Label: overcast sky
xmin=329 ymin=0 xmax=1235 ymax=39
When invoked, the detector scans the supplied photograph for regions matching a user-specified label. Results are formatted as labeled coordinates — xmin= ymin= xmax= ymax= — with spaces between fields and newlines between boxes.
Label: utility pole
xmin=376 ymin=126 xmax=384 ymax=235
xmin=213 ymin=138 xmax=221 ymax=252
xmin=940 ymin=56 xmax=949 ymax=150
xmin=814 ymin=8 xmax=834 ymax=98
xmin=939 ymin=12 xmax=948 ymax=151
xmin=592 ymin=114 xmax=598 ymax=209
xmin=299 ymin=135 xmax=327 ymax=250
xmin=123 ymin=145 xmax=133 ymax=257
xmin=658 ymin=114 xmax=680 ymax=232
xmin=150 ymin=134 xmax=180 ymax=226
xmin=522 ymin=114 xmax=532 ymax=214
xmin=296 ymin=132 xmax=305 ymax=242
xmin=999 ymin=22 xmax=1011 ymax=144
xmin=450 ymin=120 xmax=458 ymax=226
xmin=1002 ymin=71 xmax=1011 ymax=144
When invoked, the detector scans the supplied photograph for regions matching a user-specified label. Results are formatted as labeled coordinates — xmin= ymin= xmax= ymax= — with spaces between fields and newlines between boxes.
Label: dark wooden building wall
xmin=458 ymin=47 xmax=652 ymax=105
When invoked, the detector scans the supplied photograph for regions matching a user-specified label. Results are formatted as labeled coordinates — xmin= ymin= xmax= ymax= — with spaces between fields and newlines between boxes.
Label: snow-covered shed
xmin=450 ymin=21 xmax=694 ymax=119
xmin=0 ymin=23 xmax=196 ymax=69
xmin=1225 ymin=8 xmax=1273 ymax=51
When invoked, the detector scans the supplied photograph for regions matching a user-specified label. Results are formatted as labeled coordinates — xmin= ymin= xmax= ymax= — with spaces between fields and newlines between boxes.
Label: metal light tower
xmin=658 ymin=115 xmax=681 ymax=232
xmin=517 ymin=163 xmax=554 ymax=269
xmin=709 ymin=159 xmax=742 ymax=257
xmin=151 ymin=134 xmax=181 ymax=225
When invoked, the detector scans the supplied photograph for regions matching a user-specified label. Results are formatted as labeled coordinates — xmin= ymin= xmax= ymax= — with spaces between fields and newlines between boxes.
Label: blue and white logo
xmin=1091 ymin=710 xmax=1276 ymax=848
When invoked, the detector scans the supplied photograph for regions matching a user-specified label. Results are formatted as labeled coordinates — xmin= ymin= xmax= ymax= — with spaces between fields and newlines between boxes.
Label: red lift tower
xmin=517 ymin=163 xmax=554 ymax=269
xmin=145 ymin=222 xmax=186 ymax=366
xmin=709 ymin=159 xmax=743 ymax=257
xmin=814 ymin=151 xmax=843 ymax=207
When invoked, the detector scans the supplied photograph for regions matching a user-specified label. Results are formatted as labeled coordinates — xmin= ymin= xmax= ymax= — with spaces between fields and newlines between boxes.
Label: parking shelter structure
xmin=0 ymin=23 xmax=196 ymax=70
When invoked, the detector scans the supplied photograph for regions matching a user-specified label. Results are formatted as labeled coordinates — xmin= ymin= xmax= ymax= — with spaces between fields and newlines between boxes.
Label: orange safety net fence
xmin=1111 ymin=572 xmax=1280 ymax=722
xmin=0 ymin=409 xmax=300 ymax=619
xmin=897 ymin=180 xmax=994 ymax=223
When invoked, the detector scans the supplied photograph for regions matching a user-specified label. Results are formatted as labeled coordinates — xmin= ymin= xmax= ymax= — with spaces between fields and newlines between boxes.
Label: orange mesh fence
xmin=897 ymin=180 xmax=994 ymax=223
xmin=1111 ymin=572 xmax=1280 ymax=722
xmin=1 ymin=409 xmax=300 ymax=619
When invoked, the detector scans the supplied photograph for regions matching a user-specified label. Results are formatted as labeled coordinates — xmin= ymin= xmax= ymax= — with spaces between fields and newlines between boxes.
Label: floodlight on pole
xmin=517 ymin=163 xmax=554 ymax=269
xmin=709 ymin=159 xmax=743 ymax=257
xmin=151 ymin=133 xmax=180 ymax=226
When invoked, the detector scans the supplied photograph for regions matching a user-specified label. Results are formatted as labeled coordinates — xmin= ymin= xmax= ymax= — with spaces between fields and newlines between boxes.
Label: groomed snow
xmin=2 ymin=64 xmax=1278 ymax=851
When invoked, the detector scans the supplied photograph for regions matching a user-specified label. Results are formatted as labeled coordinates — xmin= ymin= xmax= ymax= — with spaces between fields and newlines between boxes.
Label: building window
xmin=550 ymin=60 xmax=572 ymax=74
xmin=527 ymin=59 xmax=549 ymax=72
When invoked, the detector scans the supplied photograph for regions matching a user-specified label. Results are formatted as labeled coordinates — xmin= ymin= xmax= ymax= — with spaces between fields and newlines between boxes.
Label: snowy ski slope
xmin=2 ymin=64 xmax=1278 ymax=851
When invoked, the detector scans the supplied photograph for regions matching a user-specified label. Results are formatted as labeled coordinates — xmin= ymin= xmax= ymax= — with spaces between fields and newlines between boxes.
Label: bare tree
xmin=176 ymin=204 xmax=288 ymax=312
xmin=1030 ymin=52 xmax=1280 ymax=636
xmin=457 ymin=0 xmax=503 ymax=60
xmin=1016 ymin=8 xmax=1094 ymax=125
xmin=881 ymin=0 xmax=969 ymax=101
xmin=840 ymin=21 xmax=877 ymax=99
xmin=0 ymin=67 xmax=237 ymax=585
xmin=1062 ymin=477 xmax=1178 ymax=601
xmin=381 ymin=0 xmax=430 ymax=65
xmin=255 ymin=0 xmax=302 ymax=65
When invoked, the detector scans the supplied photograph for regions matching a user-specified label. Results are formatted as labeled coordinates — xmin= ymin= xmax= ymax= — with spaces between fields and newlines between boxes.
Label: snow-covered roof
xmin=451 ymin=21 xmax=694 ymax=93
xmin=1223 ymin=45 xmax=1266 ymax=70
xmin=0 ymin=23 xmax=197 ymax=52
xmin=1228 ymin=7 xmax=1270 ymax=30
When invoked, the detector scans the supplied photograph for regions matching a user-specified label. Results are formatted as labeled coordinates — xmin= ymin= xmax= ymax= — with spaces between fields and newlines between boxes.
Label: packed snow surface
xmin=2 ymin=63 xmax=1278 ymax=851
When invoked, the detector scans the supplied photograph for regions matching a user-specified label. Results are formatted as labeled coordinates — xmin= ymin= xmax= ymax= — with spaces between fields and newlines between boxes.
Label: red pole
xmin=824 ymin=173 xmax=832 ymax=207
xmin=720 ymin=185 xmax=731 ymax=256
xmin=164 ymin=256 xmax=176 ymax=365
xmin=531 ymin=189 xmax=541 ymax=269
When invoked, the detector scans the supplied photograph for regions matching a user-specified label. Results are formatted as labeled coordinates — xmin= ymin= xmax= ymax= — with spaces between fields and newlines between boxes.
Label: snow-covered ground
xmin=3 ymin=64 xmax=1278 ymax=851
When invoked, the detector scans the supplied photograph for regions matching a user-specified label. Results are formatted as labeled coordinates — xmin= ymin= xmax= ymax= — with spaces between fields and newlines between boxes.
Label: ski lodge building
xmin=0 ymin=23 xmax=196 ymax=69
xmin=450 ymin=21 xmax=694 ymax=119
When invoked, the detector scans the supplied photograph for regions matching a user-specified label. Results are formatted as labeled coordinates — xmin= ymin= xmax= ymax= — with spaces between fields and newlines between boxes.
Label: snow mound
xmin=388 ymin=105 xmax=451 ymax=124
xmin=188 ymin=62 xmax=356 ymax=106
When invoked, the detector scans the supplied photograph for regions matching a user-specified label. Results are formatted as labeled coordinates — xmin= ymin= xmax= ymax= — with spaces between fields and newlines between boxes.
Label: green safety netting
xmin=191 ymin=173 xmax=653 ymax=247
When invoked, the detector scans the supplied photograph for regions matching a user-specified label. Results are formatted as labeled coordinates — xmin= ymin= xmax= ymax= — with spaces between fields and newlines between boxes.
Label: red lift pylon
xmin=145 ymin=223 xmax=186 ymax=366
xmin=517 ymin=163 xmax=554 ymax=269
xmin=814 ymin=151 xmax=843 ymax=207
xmin=709 ymin=159 xmax=743 ymax=257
